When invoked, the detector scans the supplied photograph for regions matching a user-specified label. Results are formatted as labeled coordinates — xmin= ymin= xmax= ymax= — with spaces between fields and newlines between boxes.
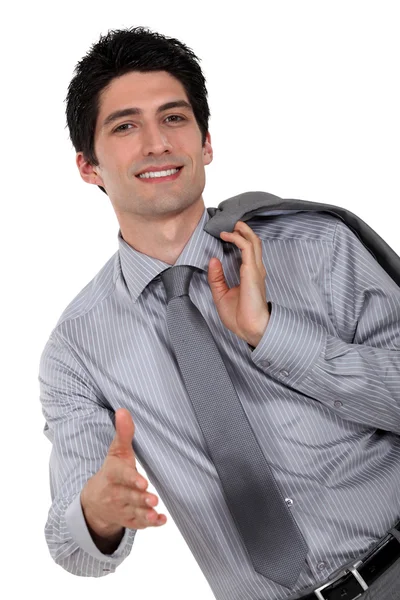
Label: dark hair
xmin=64 ymin=26 xmax=211 ymax=195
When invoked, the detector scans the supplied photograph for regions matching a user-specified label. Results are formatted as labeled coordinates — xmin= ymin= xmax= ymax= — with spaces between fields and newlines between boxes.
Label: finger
xmin=108 ymin=408 xmax=136 ymax=460
xmin=234 ymin=221 xmax=266 ymax=274
xmin=127 ymin=510 xmax=167 ymax=529
xmin=106 ymin=460 xmax=148 ymax=489
xmin=117 ymin=487 xmax=165 ymax=528
xmin=131 ymin=493 xmax=167 ymax=528
xmin=223 ymin=222 xmax=266 ymax=274
xmin=120 ymin=487 xmax=158 ymax=509
xmin=123 ymin=505 xmax=160 ymax=528
xmin=207 ymin=258 xmax=230 ymax=303
xmin=123 ymin=499 xmax=167 ymax=529
xmin=220 ymin=227 xmax=255 ymax=269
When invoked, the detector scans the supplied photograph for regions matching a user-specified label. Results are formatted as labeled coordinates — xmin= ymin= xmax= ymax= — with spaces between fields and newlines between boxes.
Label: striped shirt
xmin=38 ymin=204 xmax=400 ymax=600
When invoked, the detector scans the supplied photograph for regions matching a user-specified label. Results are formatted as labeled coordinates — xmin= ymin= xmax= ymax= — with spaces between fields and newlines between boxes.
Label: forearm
xmin=40 ymin=335 xmax=137 ymax=576
xmin=295 ymin=333 xmax=400 ymax=432
xmin=251 ymin=301 xmax=400 ymax=433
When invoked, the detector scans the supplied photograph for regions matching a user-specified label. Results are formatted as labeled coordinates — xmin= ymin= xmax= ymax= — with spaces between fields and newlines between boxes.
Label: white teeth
xmin=139 ymin=168 xmax=180 ymax=179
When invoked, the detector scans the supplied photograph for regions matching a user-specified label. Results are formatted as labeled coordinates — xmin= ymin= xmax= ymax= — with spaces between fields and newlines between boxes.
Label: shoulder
xmin=52 ymin=251 xmax=119 ymax=332
xmin=246 ymin=211 xmax=340 ymax=244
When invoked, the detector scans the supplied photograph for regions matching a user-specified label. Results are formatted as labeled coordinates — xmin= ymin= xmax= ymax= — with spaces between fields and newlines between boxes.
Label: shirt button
xmin=262 ymin=360 xmax=271 ymax=367
xmin=317 ymin=561 xmax=327 ymax=571
xmin=280 ymin=370 xmax=289 ymax=377
xmin=285 ymin=498 xmax=293 ymax=507
xmin=334 ymin=400 xmax=343 ymax=408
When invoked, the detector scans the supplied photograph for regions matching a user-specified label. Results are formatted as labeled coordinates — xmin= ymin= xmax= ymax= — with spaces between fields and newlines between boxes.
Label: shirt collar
xmin=117 ymin=206 xmax=224 ymax=303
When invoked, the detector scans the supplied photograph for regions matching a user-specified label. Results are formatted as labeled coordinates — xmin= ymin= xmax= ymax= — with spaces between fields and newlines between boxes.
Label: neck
xmin=119 ymin=199 xmax=206 ymax=264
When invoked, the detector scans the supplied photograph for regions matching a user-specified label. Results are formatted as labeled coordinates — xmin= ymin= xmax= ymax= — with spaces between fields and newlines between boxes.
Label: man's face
xmin=77 ymin=70 xmax=213 ymax=221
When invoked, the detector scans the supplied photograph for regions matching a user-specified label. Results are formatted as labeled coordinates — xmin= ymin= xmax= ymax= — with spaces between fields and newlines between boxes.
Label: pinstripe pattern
xmin=38 ymin=206 xmax=400 ymax=599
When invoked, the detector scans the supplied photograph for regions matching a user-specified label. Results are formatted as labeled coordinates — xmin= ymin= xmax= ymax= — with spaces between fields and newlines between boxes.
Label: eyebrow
xmin=102 ymin=100 xmax=193 ymax=130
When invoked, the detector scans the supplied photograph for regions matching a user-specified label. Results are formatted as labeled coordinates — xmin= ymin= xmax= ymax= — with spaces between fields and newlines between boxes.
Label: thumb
xmin=108 ymin=408 xmax=136 ymax=460
xmin=208 ymin=258 xmax=229 ymax=301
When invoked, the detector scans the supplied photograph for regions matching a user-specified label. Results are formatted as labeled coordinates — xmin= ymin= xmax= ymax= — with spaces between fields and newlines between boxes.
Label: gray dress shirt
xmin=38 ymin=206 xmax=400 ymax=600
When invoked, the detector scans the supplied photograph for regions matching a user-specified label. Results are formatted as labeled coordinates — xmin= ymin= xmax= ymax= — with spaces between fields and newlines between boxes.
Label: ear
xmin=76 ymin=152 xmax=105 ymax=187
xmin=203 ymin=131 xmax=213 ymax=167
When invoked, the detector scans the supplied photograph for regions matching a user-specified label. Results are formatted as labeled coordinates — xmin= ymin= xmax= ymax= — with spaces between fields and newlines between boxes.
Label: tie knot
xmin=160 ymin=265 xmax=196 ymax=303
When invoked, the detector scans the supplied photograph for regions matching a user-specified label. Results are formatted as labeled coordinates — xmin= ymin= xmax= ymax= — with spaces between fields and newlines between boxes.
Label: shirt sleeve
xmin=38 ymin=334 xmax=137 ymax=577
xmin=250 ymin=218 xmax=400 ymax=434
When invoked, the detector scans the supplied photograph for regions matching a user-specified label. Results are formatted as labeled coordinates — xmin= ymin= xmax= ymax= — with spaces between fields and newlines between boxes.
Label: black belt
xmin=297 ymin=519 xmax=400 ymax=600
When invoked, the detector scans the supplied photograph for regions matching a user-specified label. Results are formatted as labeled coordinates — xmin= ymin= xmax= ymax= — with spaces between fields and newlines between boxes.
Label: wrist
xmin=81 ymin=500 xmax=124 ymax=553
xmin=80 ymin=487 xmax=121 ymax=538
xmin=246 ymin=304 xmax=271 ymax=348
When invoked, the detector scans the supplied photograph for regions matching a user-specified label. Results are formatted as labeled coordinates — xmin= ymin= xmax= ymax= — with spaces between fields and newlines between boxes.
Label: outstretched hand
xmin=207 ymin=220 xmax=270 ymax=348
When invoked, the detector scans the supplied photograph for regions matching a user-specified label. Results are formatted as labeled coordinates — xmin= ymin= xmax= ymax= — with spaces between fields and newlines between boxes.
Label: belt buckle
xmin=314 ymin=560 xmax=369 ymax=600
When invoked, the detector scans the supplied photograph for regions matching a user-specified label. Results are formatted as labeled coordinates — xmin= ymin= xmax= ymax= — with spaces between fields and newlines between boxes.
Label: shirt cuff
xmin=250 ymin=301 xmax=326 ymax=387
xmin=65 ymin=492 xmax=135 ymax=563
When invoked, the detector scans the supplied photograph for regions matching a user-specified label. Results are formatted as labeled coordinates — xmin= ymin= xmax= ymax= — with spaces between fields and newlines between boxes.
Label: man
xmin=39 ymin=26 xmax=400 ymax=599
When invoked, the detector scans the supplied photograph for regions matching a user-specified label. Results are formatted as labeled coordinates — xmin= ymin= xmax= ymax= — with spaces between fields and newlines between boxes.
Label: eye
xmin=165 ymin=115 xmax=185 ymax=123
xmin=114 ymin=123 xmax=133 ymax=132
xmin=113 ymin=115 xmax=185 ymax=133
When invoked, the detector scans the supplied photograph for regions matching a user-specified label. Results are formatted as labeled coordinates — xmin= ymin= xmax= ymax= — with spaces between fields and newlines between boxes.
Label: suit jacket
xmin=204 ymin=191 xmax=400 ymax=288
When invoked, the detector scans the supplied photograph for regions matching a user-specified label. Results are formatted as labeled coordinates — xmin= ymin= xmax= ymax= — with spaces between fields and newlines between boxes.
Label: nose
xmin=141 ymin=121 xmax=173 ymax=156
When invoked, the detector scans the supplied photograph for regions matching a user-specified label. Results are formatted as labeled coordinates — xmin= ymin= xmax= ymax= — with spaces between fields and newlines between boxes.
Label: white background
xmin=1 ymin=1 xmax=399 ymax=598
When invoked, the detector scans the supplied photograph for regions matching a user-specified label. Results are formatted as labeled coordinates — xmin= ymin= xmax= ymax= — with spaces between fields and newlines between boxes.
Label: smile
xmin=136 ymin=167 xmax=183 ymax=183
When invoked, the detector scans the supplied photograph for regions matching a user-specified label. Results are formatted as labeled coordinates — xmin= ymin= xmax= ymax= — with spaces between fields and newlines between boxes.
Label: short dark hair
xmin=64 ymin=26 xmax=211 ymax=195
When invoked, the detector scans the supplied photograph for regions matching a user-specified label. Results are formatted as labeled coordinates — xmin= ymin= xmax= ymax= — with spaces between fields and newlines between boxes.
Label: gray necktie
xmin=160 ymin=264 xmax=309 ymax=589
